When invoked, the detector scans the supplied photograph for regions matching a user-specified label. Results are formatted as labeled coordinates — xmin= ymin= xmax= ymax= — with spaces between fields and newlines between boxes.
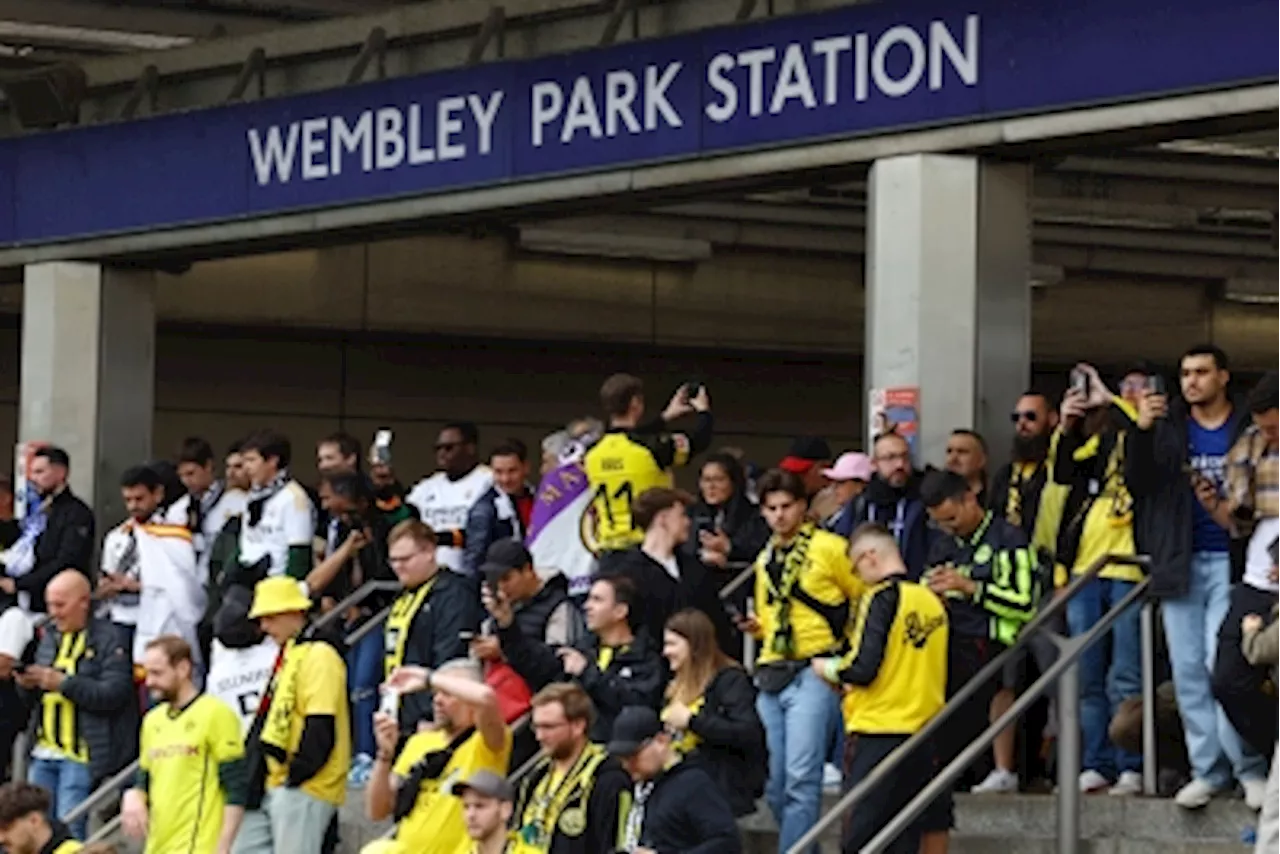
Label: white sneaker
xmin=971 ymin=768 xmax=1019 ymax=794
xmin=1079 ymin=769 xmax=1111 ymax=793
xmin=1109 ymin=771 xmax=1143 ymax=796
xmin=1174 ymin=777 xmax=1220 ymax=809
xmin=1242 ymin=777 xmax=1267 ymax=811
xmin=822 ymin=763 xmax=843 ymax=791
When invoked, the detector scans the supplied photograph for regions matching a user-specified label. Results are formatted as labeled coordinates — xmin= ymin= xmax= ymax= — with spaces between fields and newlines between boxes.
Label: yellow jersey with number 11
xmin=583 ymin=430 xmax=687 ymax=551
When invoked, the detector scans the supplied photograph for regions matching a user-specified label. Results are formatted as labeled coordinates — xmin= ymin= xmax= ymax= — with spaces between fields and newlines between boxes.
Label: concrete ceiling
xmin=0 ymin=0 xmax=397 ymax=66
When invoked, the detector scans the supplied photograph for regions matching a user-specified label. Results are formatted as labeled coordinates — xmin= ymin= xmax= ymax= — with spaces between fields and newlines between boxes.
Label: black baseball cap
xmin=606 ymin=706 xmax=664 ymax=757
xmin=453 ymin=769 xmax=515 ymax=802
xmin=480 ymin=539 xmax=533 ymax=585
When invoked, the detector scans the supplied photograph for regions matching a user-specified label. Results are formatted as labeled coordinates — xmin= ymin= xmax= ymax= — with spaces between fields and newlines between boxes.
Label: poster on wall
xmin=868 ymin=387 xmax=920 ymax=463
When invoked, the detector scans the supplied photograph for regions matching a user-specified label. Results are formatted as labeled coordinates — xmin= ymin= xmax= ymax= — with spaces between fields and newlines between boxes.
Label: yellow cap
xmin=248 ymin=576 xmax=312 ymax=620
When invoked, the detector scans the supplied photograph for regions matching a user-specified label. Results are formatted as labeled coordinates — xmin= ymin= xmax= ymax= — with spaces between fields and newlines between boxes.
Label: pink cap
xmin=821 ymin=452 xmax=873 ymax=483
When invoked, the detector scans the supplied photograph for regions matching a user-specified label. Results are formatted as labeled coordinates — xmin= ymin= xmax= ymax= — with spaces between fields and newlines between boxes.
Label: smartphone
xmin=681 ymin=379 xmax=704 ymax=399
xmin=372 ymin=429 xmax=394 ymax=465
xmin=459 ymin=630 xmax=475 ymax=643
xmin=1146 ymin=374 xmax=1167 ymax=396
xmin=1069 ymin=369 xmax=1090 ymax=396
xmin=378 ymin=688 xmax=399 ymax=718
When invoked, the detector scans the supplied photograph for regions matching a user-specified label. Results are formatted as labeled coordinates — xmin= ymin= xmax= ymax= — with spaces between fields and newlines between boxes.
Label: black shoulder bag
xmin=392 ymin=726 xmax=477 ymax=822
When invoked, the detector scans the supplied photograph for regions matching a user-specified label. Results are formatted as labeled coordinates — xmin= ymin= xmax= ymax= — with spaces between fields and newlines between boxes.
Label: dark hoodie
xmin=627 ymin=760 xmax=743 ymax=854
xmin=682 ymin=491 xmax=770 ymax=573
xmin=599 ymin=547 xmax=734 ymax=657
xmin=839 ymin=471 xmax=939 ymax=580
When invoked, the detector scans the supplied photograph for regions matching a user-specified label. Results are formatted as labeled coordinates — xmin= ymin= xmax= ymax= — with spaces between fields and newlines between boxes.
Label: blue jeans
xmin=29 ymin=756 xmax=92 ymax=840
xmin=756 ymin=666 xmax=841 ymax=854
xmin=1066 ymin=577 xmax=1142 ymax=779
xmin=347 ymin=627 xmax=384 ymax=758
xmin=1163 ymin=552 xmax=1267 ymax=787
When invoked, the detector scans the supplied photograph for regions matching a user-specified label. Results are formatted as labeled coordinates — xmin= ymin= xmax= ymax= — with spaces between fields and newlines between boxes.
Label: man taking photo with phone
xmin=1127 ymin=346 xmax=1267 ymax=809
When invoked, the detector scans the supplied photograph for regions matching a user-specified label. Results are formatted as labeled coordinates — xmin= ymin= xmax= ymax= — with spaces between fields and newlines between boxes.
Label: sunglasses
xmin=1009 ymin=411 xmax=1039 ymax=423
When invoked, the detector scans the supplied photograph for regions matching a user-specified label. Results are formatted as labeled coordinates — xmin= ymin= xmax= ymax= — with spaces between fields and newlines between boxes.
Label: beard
xmin=1012 ymin=432 xmax=1050 ymax=463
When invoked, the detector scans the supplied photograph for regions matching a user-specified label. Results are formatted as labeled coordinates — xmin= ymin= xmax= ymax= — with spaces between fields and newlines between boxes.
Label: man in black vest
xmin=474 ymin=540 xmax=584 ymax=652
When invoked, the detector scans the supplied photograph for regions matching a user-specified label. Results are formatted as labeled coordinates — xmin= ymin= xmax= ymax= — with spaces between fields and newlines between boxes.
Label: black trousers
xmin=1213 ymin=583 xmax=1279 ymax=757
xmin=919 ymin=634 xmax=996 ymax=832
xmin=842 ymin=732 xmax=933 ymax=854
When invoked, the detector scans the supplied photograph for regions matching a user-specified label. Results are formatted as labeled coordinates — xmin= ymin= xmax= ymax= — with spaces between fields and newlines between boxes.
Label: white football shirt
xmin=407 ymin=465 xmax=493 ymax=572
xmin=238 ymin=480 xmax=315 ymax=578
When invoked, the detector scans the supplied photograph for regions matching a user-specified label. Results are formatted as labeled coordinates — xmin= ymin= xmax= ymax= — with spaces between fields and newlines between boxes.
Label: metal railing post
xmin=743 ymin=596 xmax=756 ymax=672
xmin=1140 ymin=599 xmax=1158 ymax=796
xmin=1056 ymin=657 xmax=1081 ymax=854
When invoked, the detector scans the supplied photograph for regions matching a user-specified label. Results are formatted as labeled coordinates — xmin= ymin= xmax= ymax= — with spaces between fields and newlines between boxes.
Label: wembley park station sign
xmin=0 ymin=0 xmax=1273 ymax=248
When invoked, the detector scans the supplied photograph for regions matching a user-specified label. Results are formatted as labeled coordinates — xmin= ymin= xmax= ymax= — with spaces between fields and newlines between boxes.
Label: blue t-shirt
xmin=1187 ymin=418 xmax=1232 ymax=553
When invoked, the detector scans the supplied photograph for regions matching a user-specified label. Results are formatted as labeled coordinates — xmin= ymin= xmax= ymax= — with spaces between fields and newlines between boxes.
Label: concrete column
xmin=20 ymin=262 xmax=156 ymax=525
xmin=865 ymin=154 xmax=1031 ymax=467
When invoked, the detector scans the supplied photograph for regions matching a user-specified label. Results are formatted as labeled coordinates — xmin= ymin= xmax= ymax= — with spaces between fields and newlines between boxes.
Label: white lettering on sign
xmin=243 ymin=15 xmax=980 ymax=189
xmin=247 ymin=90 xmax=504 ymax=186
xmin=530 ymin=60 xmax=684 ymax=148
xmin=704 ymin=15 xmax=979 ymax=121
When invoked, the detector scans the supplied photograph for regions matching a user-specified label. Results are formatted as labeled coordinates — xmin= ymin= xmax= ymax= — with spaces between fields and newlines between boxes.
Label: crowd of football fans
xmin=0 ymin=345 xmax=1276 ymax=854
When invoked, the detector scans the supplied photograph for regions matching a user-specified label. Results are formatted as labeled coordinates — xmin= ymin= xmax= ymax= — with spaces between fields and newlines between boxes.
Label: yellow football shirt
xmin=140 ymin=694 xmax=245 ymax=854
xmin=392 ymin=727 xmax=513 ymax=853
xmin=262 ymin=641 xmax=351 ymax=805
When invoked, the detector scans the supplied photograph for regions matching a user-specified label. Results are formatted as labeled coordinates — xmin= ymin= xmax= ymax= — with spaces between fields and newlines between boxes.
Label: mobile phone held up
xmin=1069 ymin=368 xmax=1090 ymax=397
xmin=681 ymin=379 xmax=704 ymax=400
xmin=378 ymin=688 xmax=399 ymax=718
xmin=372 ymin=429 xmax=394 ymax=465
xmin=1146 ymin=374 xmax=1167 ymax=396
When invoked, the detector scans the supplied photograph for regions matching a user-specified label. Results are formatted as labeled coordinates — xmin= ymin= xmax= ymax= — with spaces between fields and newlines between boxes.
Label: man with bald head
xmin=15 ymin=570 xmax=137 ymax=839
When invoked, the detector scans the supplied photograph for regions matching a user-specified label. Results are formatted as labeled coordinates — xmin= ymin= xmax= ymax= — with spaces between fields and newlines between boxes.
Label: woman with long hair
xmin=660 ymin=608 xmax=767 ymax=816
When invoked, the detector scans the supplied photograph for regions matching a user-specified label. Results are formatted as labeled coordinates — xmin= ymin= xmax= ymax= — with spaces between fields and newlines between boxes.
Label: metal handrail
xmin=717 ymin=561 xmax=754 ymax=600
xmin=61 ymin=576 xmax=402 ymax=829
xmin=787 ymin=552 xmax=1154 ymax=854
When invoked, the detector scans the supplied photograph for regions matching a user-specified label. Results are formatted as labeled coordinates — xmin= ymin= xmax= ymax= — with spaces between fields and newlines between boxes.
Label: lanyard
xmin=868 ymin=500 xmax=907 ymax=545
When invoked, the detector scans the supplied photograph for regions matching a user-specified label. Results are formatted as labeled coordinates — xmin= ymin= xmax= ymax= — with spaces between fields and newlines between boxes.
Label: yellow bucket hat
xmin=248 ymin=576 xmax=312 ymax=620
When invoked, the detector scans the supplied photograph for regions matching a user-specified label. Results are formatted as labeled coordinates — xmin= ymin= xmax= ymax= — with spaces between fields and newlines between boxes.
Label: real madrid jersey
xmin=407 ymin=465 xmax=493 ymax=572
xmin=238 ymin=481 xmax=315 ymax=578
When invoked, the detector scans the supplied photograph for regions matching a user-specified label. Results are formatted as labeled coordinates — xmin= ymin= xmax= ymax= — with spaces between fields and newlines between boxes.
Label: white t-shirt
xmin=407 ymin=465 xmax=493 ymax=572
xmin=206 ymin=638 xmax=279 ymax=735
xmin=1244 ymin=516 xmax=1279 ymax=593
xmin=0 ymin=607 xmax=33 ymax=660
xmin=238 ymin=481 xmax=315 ymax=578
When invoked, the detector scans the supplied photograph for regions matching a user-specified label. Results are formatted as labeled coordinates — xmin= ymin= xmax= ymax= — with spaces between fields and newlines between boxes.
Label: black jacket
xmin=514 ymin=573 xmax=586 ymax=647
xmin=498 ymin=622 xmax=665 ymax=742
xmin=515 ymin=751 xmax=632 ymax=854
xmin=12 ymin=489 xmax=95 ymax=613
xmin=20 ymin=617 xmax=138 ymax=783
xmin=683 ymin=494 xmax=770 ymax=571
xmin=463 ymin=484 xmax=533 ymax=577
xmin=683 ymin=667 xmax=767 ymax=817
xmin=628 ymin=760 xmax=742 ymax=854
xmin=1126 ymin=395 xmax=1251 ymax=599
xmin=842 ymin=474 xmax=938 ymax=581
xmin=598 ymin=547 xmax=734 ymax=658
xmin=396 ymin=569 xmax=481 ymax=729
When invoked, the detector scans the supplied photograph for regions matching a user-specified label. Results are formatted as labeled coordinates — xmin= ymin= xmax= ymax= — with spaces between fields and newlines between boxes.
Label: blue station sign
xmin=0 ymin=0 xmax=1273 ymax=248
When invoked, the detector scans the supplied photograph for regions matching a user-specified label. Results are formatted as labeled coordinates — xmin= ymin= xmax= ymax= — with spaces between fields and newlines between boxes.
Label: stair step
xmin=953 ymin=793 xmax=1256 ymax=841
